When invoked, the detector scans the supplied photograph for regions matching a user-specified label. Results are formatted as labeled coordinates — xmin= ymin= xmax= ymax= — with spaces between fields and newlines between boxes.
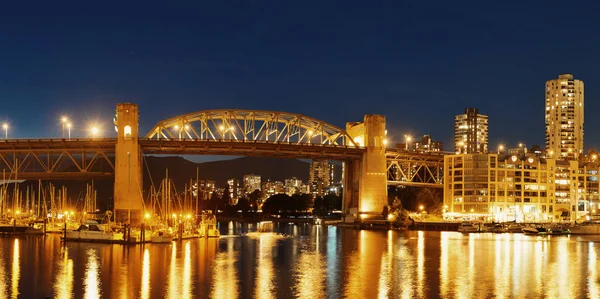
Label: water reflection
xmin=54 ymin=247 xmax=74 ymax=299
xmin=3 ymin=226 xmax=600 ymax=298
xmin=11 ymin=239 xmax=19 ymax=299
xmin=140 ymin=248 xmax=150 ymax=299
xmin=84 ymin=248 xmax=100 ymax=299
xmin=255 ymin=233 xmax=275 ymax=299
xmin=0 ymin=243 xmax=5 ymax=297
xmin=211 ymin=237 xmax=239 ymax=299
xmin=295 ymin=226 xmax=326 ymax=298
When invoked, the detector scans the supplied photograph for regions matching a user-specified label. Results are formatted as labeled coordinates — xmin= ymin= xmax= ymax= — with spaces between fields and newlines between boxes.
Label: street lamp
xmin=405 ymin=135 xmax=412 ymax=151
xmin=498 ymin=144 xmax=504 ymax=154
xmin=66 ymin=122 xmax=72 ymax=140
xmin=61 ymin=116 xmax=68 ymax=138
xmin=419 ymin=205 xmax=424 ymax=212
xmin=91 ymin=127 xmax=99 ymax=138
xmin=2 ymin=123 xmax=7 ymax=139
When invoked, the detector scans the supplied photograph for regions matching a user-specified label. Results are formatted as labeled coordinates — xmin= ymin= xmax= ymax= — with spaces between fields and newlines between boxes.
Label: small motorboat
xmin=505 ymin=223 xmax=525 ymax=233
xmin=522 ymin=226 xmax=548 ymax=235
xmin=64 ymin=220 xmax=116 ymax=241
xmin=458 ymin=222 xmax=479 ymax=233
xmin=151 ymin=231 xmax=174 ymax=243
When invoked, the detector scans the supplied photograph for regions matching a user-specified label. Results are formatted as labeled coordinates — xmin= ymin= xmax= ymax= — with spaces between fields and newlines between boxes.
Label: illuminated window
xmin=124 ymin=125 xmax=132 ymax=138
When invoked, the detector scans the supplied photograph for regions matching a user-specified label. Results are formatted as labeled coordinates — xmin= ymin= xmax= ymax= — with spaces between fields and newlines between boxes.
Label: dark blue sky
xmin=1 ymin=1 xmax=599 ymax=160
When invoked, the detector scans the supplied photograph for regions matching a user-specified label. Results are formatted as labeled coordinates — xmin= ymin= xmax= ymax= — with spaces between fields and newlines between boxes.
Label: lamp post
xmin=61 ymin=116 xmax=68 ymax=138
xmin=91 ymin=127 xmax=98 ymax=139
xmin=66 ymin=123 xmax=72 ymax=140
xmin=405 ymin=135 xmax=412 ymax=151
xmin=2 ymin=123 xmax=7 ymax=140
xmin=498 ymin=144 xmax=504 ymax=154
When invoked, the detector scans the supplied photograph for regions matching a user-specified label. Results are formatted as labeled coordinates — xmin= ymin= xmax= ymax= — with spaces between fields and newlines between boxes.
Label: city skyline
xmin=0 ymin=2 xmax=598 ymax=161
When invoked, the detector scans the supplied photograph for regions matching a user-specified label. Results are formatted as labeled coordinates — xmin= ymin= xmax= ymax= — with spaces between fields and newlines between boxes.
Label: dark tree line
xmin=388 ymin=186 xmax=443 ymax=214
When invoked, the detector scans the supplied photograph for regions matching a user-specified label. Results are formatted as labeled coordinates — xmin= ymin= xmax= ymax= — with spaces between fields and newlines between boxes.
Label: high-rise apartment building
xmin=545 ymin=74 xmax=584 ymax=159
xmin=309 ymin=160 xmax=333 ymax=196
xmin=454 ymin=108 xmax=488 ymax=154
xmin=443 ymin=153 xmax=599 ymax=222
xmin=243 ymin=174 xmax=261 ymax=194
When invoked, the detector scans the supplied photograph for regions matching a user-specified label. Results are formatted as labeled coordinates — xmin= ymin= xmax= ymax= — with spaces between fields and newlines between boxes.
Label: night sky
xmin=1 ymin=1 xmax=599 ymax=161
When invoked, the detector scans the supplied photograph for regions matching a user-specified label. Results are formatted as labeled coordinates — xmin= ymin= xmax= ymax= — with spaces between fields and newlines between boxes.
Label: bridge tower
xmin=114 ymin=103 xmax=144 ymax=225
xmin=345 ymin=115 xmax=388 ymax=220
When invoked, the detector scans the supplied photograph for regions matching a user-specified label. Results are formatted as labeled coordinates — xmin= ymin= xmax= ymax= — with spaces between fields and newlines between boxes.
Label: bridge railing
xmin=138 ymin=138 xmax=365 ymax=149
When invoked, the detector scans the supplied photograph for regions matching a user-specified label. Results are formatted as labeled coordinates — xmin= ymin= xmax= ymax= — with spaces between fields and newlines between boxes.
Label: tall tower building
xmin=545 ymin=74 xmax=584 ymax=159
xmin=454 ymin=108 xmax=488 ymax=154
xmin=309 ymin=160 xmax=332 ymax=195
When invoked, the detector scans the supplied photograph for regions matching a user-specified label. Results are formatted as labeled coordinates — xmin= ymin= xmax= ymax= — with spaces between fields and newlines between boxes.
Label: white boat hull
xmin=151 ymin=235 xmax=174 ymax=243
xmin=569 ymin=224 xmax=600 ymax=235
xmin=65 ymin=231 xmax=115 ymax=240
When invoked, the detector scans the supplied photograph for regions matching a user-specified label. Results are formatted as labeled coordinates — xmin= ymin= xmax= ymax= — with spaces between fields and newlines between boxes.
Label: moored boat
xmin=64 ymin=220 xmax=116 ymax=241
xmin=458 ymin=222 xmax=479 ymax=233
xmin=569 ymin=221 xmax=600 ymax=235
xmin=151 ymin=230 xmax=174 ymax=243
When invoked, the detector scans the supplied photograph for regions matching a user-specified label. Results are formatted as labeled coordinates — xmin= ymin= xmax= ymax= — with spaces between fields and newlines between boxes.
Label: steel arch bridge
xmin=145 ymin=109 xmax=360 ymax=147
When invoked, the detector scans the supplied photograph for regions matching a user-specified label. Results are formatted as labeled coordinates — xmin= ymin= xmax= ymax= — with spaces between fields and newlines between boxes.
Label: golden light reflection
xmin=588 ymin=242 xmax=599 ymax=298
xmin=416 ymin=231 xmax=425 ymax=298
xmin=168 ymin=242 xmax=179 ymax=298
xmin=182 ymin=242 xmax=192 ymax=298
xmin=493 ymin=234 xmax=509 ymax=298
xmin=0 ymin=245 xmax=6 ymax=298
xmin=296 ymin=226 xmax=326 ymax=298
xmin=439 ymin=232 xmax=449 ymax=298
xmin=11 ymin=239 xmax=19 ymax=299
xmin=84 ymin=248 xmax=100 ymax=299
xmin=141 ymin=248 xmax=150 ymax=299
xmin=211 ymin=237 xmax=239 ymax=299
xmin=54 ymin=247 xmax=74 ymax=299
xmin=255 ymin=234 xmax=275 ymax=299
xmin=377 ymin=230 xmax=394 ymax=298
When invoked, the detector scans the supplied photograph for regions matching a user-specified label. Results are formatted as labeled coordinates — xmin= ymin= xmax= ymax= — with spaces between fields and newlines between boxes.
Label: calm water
xmin=1 ymin=223 xmax=600 ymax=298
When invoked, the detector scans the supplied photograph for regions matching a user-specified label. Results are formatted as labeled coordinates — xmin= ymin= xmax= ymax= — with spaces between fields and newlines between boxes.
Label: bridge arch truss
xmin=145 ymin=109 xmax=359 ymax=147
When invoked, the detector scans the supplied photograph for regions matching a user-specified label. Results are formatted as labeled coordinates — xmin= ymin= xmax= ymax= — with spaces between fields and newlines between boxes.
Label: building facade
xmin=243 ymin=174 xmax=261 ymax=195
xmin=309 ymin=160 xmax=333 ymax=196
xmin=545 ymin=73 xmax=584 ymax=159
xmin=413 ymin=134 xmax=444 ymax=153
xmin=454 ymin=108 xmax=488 ymax=154
xmin=444 ymin=153 xmax=599 ymax=222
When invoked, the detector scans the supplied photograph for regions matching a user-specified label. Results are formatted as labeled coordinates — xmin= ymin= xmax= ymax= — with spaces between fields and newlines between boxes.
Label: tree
xmin=235 ymin=197 xmax=251 ymax=214
xmin=416 ymin=188 xmax=442 ymax=214
xmin=248 ymin=189 xmax=261 ymax=211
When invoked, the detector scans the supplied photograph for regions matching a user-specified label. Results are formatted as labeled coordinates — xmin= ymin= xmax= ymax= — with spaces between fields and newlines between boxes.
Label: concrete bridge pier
xmin=114 ymin=103 xmax=144 ymax=225
xmin=344 ymin=114 xmax=388 ymax=221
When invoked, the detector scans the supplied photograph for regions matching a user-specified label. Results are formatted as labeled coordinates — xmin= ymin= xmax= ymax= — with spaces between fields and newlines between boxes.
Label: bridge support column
xmin=346 ymin=115 xmax=388 ymax=219
xmin=114 ymin=103 xmax=144 ymax=225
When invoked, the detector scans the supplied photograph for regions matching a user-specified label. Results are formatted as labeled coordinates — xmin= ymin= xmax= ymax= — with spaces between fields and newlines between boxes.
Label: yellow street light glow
xmin=66 ymin=122 xmax=72 ymax=128
xmin=308 ymin=130 xmax=313 ymax=135
xmin=360 ymin=214 xmax=366 ymax=219
xmin=419 ymin=205 xmax=424 ymax=211
xmin=387 ymin=214 xmax=394 ymax=220
xmin=91 ymin=127 xmax=99 ymax=136
xmin=186 ymin=214 xmax=192 ymax=219
xmin=184 ymin=124 xmax=189 ymax=130
xmin=145 ymin=213 xmax=151 ymax=219
xmin=172 ymin=213 xmax=177 ymax=218
xmin=219 ymin=125 xmax=225 ymax=131
xmin=174 ymin=125 xmax=179 ymax=130
xmin=593 ymin=155 xmax=598 ymax=160
xmin=470 ymin=209 xmax=474 ymax=213
xmin=383 ymin=139 xmax=388 ymax=145
xmin=61 ymin=116 xmax=68 ymax=123
xmin=2 ymin=123 xmax=7 ymax=130
xmin=498 ymin=144 xmax=504 ymax=151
